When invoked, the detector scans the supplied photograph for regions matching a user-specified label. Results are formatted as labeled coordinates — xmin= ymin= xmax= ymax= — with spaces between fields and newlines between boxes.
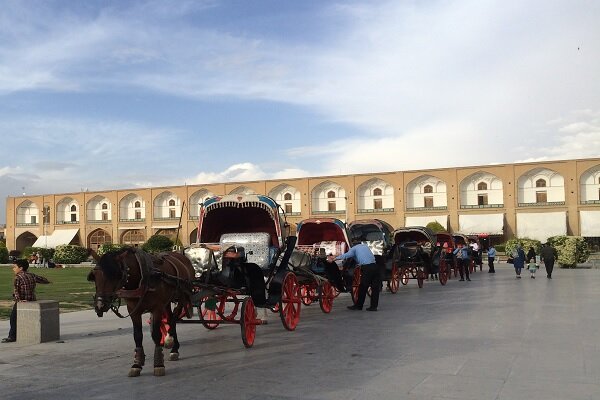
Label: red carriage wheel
xmin=388 ymin=264 xmax=400 ymax=293
xmin=279 ymin=272 xmax=301 ymax=331
xmin=240 ymin=297 xmax=257 ymax=348
xmin=400 ymin=268 xmax=409 ymax=285
xmin=438 ymin=259 xmax=448 ymax=286
xmin=300 ymin=285 xmax=313 ymax=306
xmin=417 ymin=269 xmax=424 ymax=288
xmin=351 ymin=267 xmax=361 ymax=304
xmin=318 ymin=281 xmax=335 ymax=313
xmin=199 ymin=296 xmax=224 ymax=330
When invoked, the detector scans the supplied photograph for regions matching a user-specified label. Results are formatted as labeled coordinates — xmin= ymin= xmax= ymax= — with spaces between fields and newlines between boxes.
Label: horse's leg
xmin=167 ymin=304 xmax=180 ymax=361
xmin=151 ymin=310 xmax=166 ymax=376
xmin=129 ymin=313 xmax=145 ymax=377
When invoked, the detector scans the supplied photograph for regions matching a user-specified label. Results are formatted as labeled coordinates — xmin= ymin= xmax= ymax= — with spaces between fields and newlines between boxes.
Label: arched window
xmin=373 ymin=188 xmax=382 ymax=196
xmin=327 ymin=191 xmax=336 ymax=198
xmin=89 ymin=230 xmax=111 ymax=251
xmin=284 ymin=193 xmax=292 ymax=201
xmin=477 ymin=182 xmax=487 ymax=190
xmin=423 ymin=185 xmax=433 ymax=194
xmin=535 ymin=179 xmax=547 ymax=188
xmin=70 ymin=205 xmax=77 ymax=212
xmin=134 ymin=201 xmax=141 ymax=208
xmin=101 ymin=203 xmax=108 ymax=210
xmin=168 ymin=199 xmax=176 ymax=207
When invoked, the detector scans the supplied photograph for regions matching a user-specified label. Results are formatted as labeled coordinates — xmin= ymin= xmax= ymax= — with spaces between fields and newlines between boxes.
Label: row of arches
xmin=15 ymin=166 xmax=600 ymax=226
xmin=15 ymin=227 xmax=197 ymax=253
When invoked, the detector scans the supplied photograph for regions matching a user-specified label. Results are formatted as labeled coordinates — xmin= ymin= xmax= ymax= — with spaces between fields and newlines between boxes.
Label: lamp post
xmin=43 ymin=206 xmax=48 ymax=267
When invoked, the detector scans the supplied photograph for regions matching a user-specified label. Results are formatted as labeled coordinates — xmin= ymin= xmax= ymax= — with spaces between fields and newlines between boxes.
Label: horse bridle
xmin=92 ymin=251 xmax=148 ymax=319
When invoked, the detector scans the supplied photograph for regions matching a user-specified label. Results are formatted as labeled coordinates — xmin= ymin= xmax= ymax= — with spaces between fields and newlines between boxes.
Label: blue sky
xmin=1 ymin=0 xmax=600 ymax=224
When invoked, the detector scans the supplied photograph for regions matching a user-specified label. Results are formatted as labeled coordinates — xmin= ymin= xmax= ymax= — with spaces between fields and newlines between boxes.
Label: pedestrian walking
xmin=328 ymin=239 xmax=380 ymax=311
xmin=540 ymin=243 xmax=558 ymax=279
xmin=513 ymin=245 xmax=526 ymax=278
xmin=526 ymin=246 xmax=537 ymax=263
xmin=2 ymin=259 xmax=50 ymax=343
xmin=528 ymin=260 xmax=538 ymax=278
xmin=487 ymin=245 xmax=497 ymax=273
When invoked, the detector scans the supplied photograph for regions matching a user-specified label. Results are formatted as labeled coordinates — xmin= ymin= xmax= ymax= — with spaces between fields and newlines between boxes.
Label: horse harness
xmin=98 ymin=249 xmax=191 ymax=319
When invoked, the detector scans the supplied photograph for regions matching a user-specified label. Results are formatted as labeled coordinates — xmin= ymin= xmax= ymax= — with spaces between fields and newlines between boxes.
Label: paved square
xmin=1 ymin=264 xmax=599 ymax=400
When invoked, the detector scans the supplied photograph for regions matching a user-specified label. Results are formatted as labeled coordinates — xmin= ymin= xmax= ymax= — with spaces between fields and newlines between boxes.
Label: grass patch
xmin=0 ymin=265 xmax=95 ymax=320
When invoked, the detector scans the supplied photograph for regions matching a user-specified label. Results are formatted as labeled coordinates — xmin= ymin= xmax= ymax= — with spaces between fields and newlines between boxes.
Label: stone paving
xmin=1 ymin=263 xmax=600 ymax=400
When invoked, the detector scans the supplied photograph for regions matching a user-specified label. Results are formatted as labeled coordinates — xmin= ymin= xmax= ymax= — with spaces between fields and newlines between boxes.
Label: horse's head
xmin=87 ymin=249 xmax=131 ymax=317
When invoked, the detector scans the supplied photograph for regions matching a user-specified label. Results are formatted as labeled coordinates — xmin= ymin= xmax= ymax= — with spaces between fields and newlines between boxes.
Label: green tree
xmin=547 ymin=236 xmax=590 ymax=268
xmin=142 ymin=235 xmax=174 ymax=254
xmin=0 ymin=241 xmax=8 ymax=263
xmin=53 ymin=245 xmax=89 ymax=264
xmin=426 ymin=221 xmax=445 ymax=233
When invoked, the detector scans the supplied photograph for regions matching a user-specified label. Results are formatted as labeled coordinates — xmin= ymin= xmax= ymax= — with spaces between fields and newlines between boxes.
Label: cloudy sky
xmin=1 ymin=0 xmax=599 ymax=224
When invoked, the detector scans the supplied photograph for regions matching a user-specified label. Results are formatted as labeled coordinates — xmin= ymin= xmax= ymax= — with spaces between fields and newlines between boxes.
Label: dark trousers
xmin=488 ymin=256 xmax=495 ymax=273
xmin=8 ymin=302 xmax=17 ymax=339
xmin=458 ymin=259 xmax=470 ymax=280
xmin=356 ymin=263 xmax=381 ymax=309
xmin=545 ymin=259 xmax=555 ymax=277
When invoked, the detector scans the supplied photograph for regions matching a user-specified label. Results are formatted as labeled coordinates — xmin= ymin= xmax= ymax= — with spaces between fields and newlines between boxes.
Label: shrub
xmin=0 ymin=246 xmax=8 ymax=263
xmin=505 ymin=238 xmax=542 ymax=257
xmin=53 ymin=245 xmax=89 ymax=264
xmin=426 ymin=221 xmax=445 ymax=233
xmin=495 ymin=244 xmax=506 ymax=253
xmin=547 ymin=236 xmax=590 ymax=268
xmin=142 ymin=235 xmax=174 ymax=254
xmin=97 ymin=243 xmax=127 ymax=257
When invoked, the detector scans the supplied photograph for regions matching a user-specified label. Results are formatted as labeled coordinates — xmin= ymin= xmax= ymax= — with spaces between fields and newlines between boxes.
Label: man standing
xmin=487 ymin=245 xmax=497 ymax=273
xmin=2 ymin=259 xmax=50 ymax=343
xmin=540 ymin=243 xmax=557 ymax=279
xmin=453 ymin=244 xmax=471 ymax=281
xmin=328 ymin=240 xmax=380 ymax=311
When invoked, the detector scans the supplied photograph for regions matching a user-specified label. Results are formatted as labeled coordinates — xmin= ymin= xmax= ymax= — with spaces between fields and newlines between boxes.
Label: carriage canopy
xmin=197 ymin=194 xmax=286 ymax=249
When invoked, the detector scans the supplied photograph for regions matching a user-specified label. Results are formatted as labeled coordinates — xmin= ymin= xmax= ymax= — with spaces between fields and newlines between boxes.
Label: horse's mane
xmin=98 ymin=247 xmax=133 ymax=280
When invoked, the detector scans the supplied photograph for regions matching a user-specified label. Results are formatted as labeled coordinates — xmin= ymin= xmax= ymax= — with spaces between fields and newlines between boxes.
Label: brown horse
xmin=87 ymin=247 xmax=195 ymax=377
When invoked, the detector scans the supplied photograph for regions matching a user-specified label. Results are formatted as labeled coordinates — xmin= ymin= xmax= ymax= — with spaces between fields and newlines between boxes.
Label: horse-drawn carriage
xmin=291 ymin=218 xmax=351 ymax=311
xmin=391 ymin=226 xmax=449 ymax=287
xmin=182 ymin=194 xmax=301 ymax=347
xmin=348 ymin=219 xmax=400 ymax=293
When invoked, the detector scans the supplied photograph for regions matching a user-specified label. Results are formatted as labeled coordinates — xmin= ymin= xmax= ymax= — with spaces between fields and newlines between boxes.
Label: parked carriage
xmin=391 ymin=226 xmax=449 ymax=287
xmin=292 ymin=218 xmax=351 ymax=310
xmin=432 ymin=231 xmax=456 ymax=282
xmin=182 ymin=194 xmax=301 ymax=347
xmin=347 ymin=219 xmax=400 ymax=293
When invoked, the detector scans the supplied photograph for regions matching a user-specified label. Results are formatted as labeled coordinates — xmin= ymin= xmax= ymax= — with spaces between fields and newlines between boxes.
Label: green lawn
xmin=0 ymin=266 xmax=95 ymax=320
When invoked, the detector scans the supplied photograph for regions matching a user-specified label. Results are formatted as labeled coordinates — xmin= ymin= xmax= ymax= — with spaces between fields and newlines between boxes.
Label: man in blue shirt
xmin=487 ymin=245 xmax=497 ymax=273
xmin=328 ymin=240 xmax=380 ymax=311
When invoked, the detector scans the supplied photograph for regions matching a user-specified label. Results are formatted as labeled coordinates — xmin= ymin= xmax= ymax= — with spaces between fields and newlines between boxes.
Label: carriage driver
xmin=327 ymin=239 xmax=380 ymax=312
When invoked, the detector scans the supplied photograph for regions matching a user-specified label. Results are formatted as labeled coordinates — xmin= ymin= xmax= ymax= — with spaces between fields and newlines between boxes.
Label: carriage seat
xmin=220 ymin=232 xmax=275 ymax=270
xmin=394 ymin=241 xmax=424 ymax=263
xmin=313 ymin=241 xmax=347 ymax=257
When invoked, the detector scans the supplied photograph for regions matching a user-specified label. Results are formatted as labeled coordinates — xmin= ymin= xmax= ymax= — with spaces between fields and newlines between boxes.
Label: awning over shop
xmin=405 ymin=215 xmax=448 ymax=230
xmin=580 ymin=211 xmax=600 ymax=236
xmin=32 ymin=229 xmax=79 ymax=249
xmin=516 ymin=212 xmax=566 ymax=242
xmin=459 ymin=213 xmax=504 ymax=235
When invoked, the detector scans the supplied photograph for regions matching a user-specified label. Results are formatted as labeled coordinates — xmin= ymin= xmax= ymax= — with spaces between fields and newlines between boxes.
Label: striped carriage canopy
xmin=197 ymin=194 xmax=285 ymax=248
